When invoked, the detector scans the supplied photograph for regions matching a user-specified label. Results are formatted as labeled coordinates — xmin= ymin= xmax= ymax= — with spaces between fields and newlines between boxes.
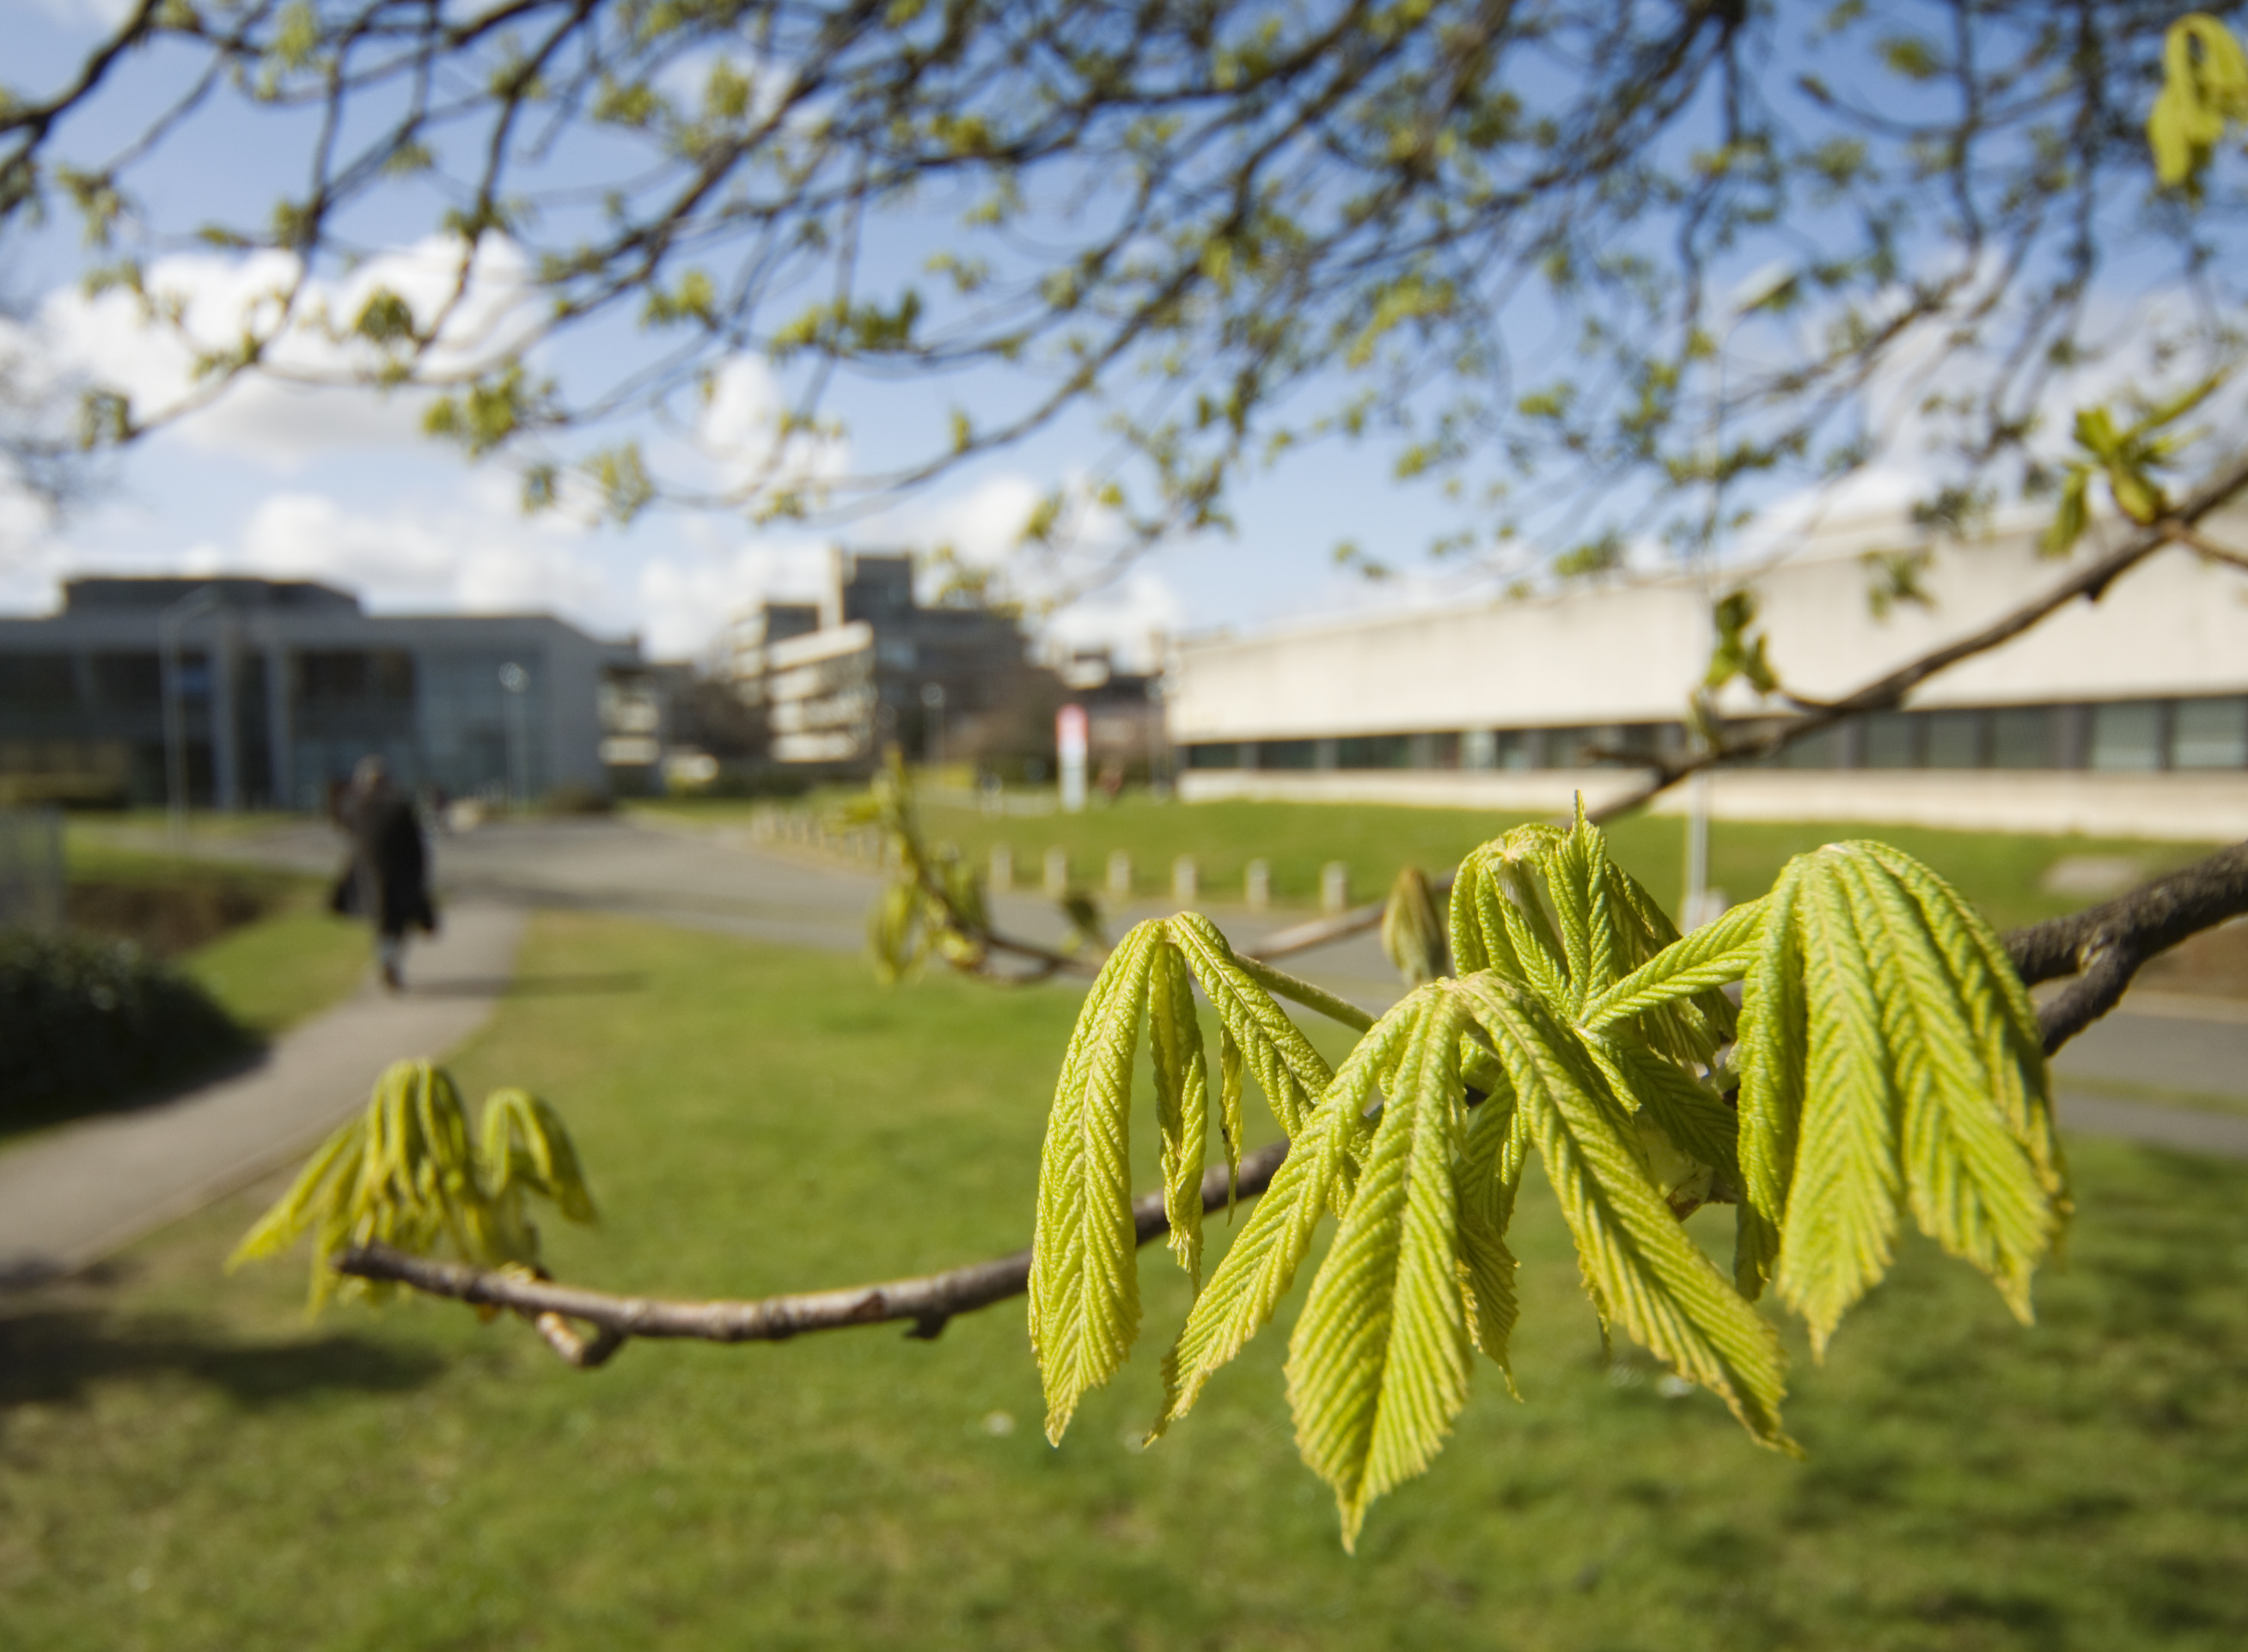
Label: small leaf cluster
xmin=230 ymin=1060 xmax=596 ymax=1308
xmin=1702 ymin=588 xmax=1780 ymax=698
xmin=1030 ymin=809 xmax=2067 ymax=1545
xmin=2043 ymin=379 xmax=2217 ymax=555
xmin=846 ymin=748 xmax=998 ymax=981
xmin=848 ymin=748 xmax=1101 ymax=981
xmin=2148 ymin=13 xmax=2248 ymax=192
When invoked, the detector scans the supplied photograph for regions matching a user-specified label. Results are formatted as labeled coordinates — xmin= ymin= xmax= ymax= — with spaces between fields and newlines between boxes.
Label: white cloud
xmin=633 ymin=533 xmax=836 ymax=661
xmin=687 ymin=354 xmax=850 ymax=500
xmin=1043 ymin=567 xmax=1184 ymax=674
xmin=888 ymin=472 xmax=1046 ymax=584
xmin=169 ymin=477 xmax=620 ymax=631
xmin=17 ymin=0 xmax=135 ymax=27
xmin=40 ymin=236 xmax=537 ymax=471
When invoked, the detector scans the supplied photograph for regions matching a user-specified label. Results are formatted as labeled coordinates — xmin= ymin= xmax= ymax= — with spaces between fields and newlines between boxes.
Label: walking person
xmin=330 ymin=756 xmax=438 ymax=991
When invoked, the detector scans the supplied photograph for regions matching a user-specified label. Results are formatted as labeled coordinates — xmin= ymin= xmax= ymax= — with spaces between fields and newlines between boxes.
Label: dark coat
xmin=330 ymin=790 xmax=437 ymax=937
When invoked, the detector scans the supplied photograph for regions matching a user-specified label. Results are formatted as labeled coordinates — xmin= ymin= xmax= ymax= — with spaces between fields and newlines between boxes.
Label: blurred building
xmin=1169 ymin=515 xmax=2248 ymax=838
xmin=736 ymin=552 xmax=1045 ymax=771
xmin=0 ymin=576 xmax=632 ymax=809
xmin=601 ymin=659 xmax=770 ymax=794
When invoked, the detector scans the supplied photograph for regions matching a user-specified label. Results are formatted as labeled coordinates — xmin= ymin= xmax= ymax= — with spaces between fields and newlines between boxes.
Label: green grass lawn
xmin=179 ymin=907 xmax=370 ymax=1037
xmin=3 ymin=911 xmax=2245 ymax=1649
xmin=643 ymin=789 xmax=2223 ymax=936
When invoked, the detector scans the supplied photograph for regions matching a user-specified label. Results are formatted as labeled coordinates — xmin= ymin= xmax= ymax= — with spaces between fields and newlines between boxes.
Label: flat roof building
xmin=0 ymin=576 xmax=634 ymax=809
xmin=1169 ymin=515 xmax=2248 ymax=839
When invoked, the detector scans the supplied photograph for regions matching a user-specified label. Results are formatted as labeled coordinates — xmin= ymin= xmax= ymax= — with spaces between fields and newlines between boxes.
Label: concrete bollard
xmin=1107 ymin=849 xmax=1133 ymax=898
xmin=990 ymin=843 xmax=1014 ymax=893
xmin=1245 ymin=857 xmax=1272 ymax=911
xmin=1171 ymin=854 xmax=1199 ymax=905
xmin=1321 ymin=861 xmax=1350 ymax=916
xmin=1044 ymin=846 xmax=1070 ymax=898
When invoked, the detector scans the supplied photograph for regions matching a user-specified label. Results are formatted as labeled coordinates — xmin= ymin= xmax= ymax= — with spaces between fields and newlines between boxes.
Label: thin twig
xmin=2157 ymin=516 xmax=2248 ymax=576
xmin=1145 ymin=457 xmax=2248 ymax=963
xmin=1585 ymin=450 xmax=2248 ymax=825
xmin=335 ymin=1137 xmax=1292 ymax=1354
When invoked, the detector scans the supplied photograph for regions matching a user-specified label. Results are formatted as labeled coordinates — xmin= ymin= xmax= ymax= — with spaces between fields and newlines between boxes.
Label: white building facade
xmin=1168 ymin=515 xmax=2248 ymax=839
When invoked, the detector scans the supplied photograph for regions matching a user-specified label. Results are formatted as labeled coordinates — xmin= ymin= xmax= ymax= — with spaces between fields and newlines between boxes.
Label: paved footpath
xmin=0 ymin=900 xmax=525 ymax=1284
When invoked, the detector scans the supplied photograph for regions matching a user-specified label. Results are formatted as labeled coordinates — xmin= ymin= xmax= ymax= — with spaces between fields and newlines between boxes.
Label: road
xmin=108 ymin=814 xmax=2248 ymax=1160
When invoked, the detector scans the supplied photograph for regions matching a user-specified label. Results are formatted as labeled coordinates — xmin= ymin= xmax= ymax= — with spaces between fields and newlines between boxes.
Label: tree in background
xmin=9 ymin=0 xmax=2248 ymax=578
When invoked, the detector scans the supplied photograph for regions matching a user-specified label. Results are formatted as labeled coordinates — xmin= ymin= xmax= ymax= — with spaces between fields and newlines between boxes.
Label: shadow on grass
xmin=406 ymin=972 xmax=648 ymax=1000
xmin=0 ymin=1042 xmax=269 ymax=1149
xmin=0 ymin=1306 xmax=446 ymax=1411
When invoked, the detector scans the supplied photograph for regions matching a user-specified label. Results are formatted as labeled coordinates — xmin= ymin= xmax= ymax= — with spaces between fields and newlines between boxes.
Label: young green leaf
xmin=227 ymin=1114 xmax=369 ymax=1283
xmin=1153 ymin=1006 xmax=1419 ymax=1437
xmin=1858 ymin=844 xmax=2066 ymax=1208
xmin=1449 ymin=834 xmax=1571 ymax=1004
xmin=1579 ymin=896 xmax=1767 ymax=1034
xmin=1288 ymin=989 xmax=1475 ymax=1549
xmin=1732 ymin=844 xmax=2070 ymax=1352
xmin=1166 ymin=911 xmax=1335 ymax=1136
xmin=1457 ymin=1079 xmax=1527 ymax=1381
xmin=480 ymin=1088 xmax=597 ymax=1223
xmin=1029 ymin=922 xmax=1163 ymax=1443
xmin=1148 ymin=939 xmax=1211 ymax=1288
xmin=1768 ymin=856 xmax=1905 ymax=1354
xmin=1542 ymin=805 xmax=1613 ymax=1009
xmin=1585 ymin=1033 xmax=1739 ymax=1201
xmin=2149 ymin=13 xmax=2248 ymax=189
xmin=1732 ymin=874 xmax=1808 ymax=1298
xmin=1217 ymin=1022 xmax=1245 ymax=1214
xmin=1379 ymin=865 xmax=1449 ymax=985
xmin=1457 ymin=977 xmax=1793 ymax=1449
xmin=1828 ymin=849 xmax=2064 ymax=1322
xmin=1236 ymin=952 xmax=1377 ymax=1033
xmin=1590 ymin=877 xmax=1752 ymax=1065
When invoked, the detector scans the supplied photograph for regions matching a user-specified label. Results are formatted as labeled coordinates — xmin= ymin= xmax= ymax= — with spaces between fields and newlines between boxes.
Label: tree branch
xmin=2007 ymin=840 xmax=2248 ymax=1053
xmin=2155 ymin=516 xmax=2248 ymax=576
xmin=1209 ymin=457 xmax=2248 ymax=966
xmin=1587 ymin=450 xmax=2248 ymax=824
xmin=333 ymin=1137 xmax=1292 ymax=1353
xmin=338 ymin=836 xmax=2248 ymax=1362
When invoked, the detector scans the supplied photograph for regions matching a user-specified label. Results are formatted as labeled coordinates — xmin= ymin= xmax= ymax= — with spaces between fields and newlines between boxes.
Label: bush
xmin=65 ymin=876 xmax=275 ymax=957
xmin=0 ymin=929 xmax=254 ymax=1128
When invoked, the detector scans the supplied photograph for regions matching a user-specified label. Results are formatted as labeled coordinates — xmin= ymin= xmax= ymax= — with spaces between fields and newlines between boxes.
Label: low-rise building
xmin=0 ymin=576 xmax=633 ymax=809
xmin=1168 ymin=514 xmax=2248 ymax=838
xmin=745 ymin=552 xmax=1042 ymax=771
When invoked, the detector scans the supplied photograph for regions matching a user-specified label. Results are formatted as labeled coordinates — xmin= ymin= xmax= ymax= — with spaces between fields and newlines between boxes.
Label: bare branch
xmin=2006 ymin=840 xmax=2248 ymax=1054
xmin=334 ymin=1137 xmax=1292 ymax=1358
xmin=1588 ymin=449 xmax=2248 ymax=825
